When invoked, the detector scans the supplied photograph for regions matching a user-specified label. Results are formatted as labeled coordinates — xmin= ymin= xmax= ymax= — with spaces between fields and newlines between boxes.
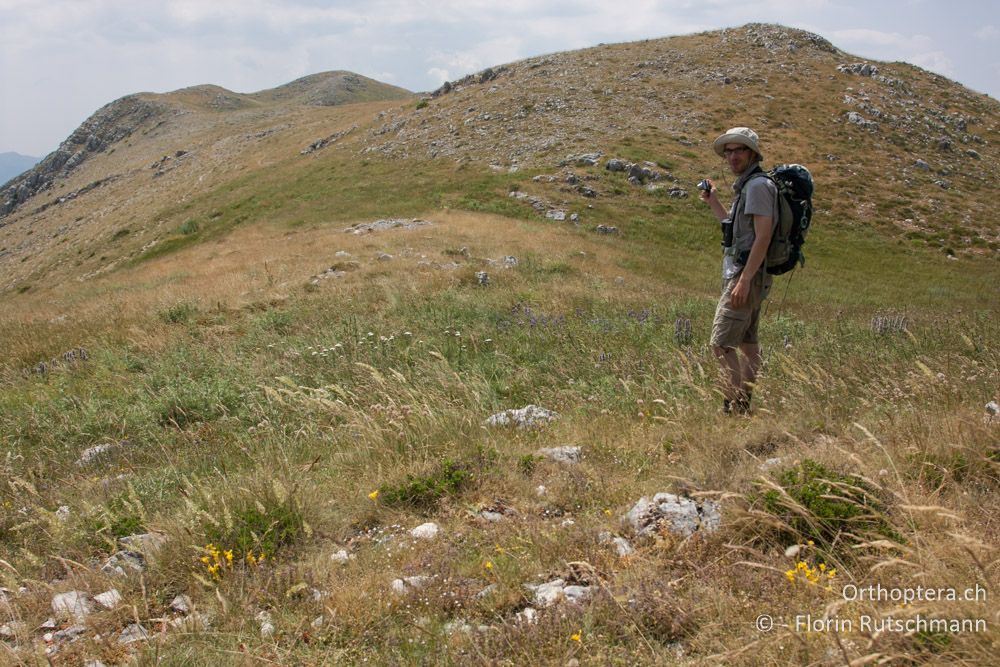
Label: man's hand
xmin=730 ymin=275 xmax=751 ymax=308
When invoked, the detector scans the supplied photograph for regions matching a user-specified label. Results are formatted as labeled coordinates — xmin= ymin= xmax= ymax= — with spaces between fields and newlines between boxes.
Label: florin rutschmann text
xmin=795 ymin=615 xmax=987 ymax=634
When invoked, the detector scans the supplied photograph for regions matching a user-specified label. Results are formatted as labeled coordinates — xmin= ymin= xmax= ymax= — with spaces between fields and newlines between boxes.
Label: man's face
xmin=723 ymin=143 xmax=754 ymax=174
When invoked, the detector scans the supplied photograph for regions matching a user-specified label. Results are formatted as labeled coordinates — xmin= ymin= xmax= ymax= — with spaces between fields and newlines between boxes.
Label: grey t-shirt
xmin=723 ymin=165 xmax=777 ymax=281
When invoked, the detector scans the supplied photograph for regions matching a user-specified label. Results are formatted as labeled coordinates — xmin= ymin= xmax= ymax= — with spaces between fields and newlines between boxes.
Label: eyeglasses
xmin=722 ymin=146 xmax=751 ymax=157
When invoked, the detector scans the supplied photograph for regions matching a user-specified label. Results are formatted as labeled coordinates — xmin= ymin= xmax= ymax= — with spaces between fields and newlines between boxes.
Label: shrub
xmin=378 ymin=460 xmax=472 ymax=509
xmin=757 ymin=459 xmax=901 ymax=552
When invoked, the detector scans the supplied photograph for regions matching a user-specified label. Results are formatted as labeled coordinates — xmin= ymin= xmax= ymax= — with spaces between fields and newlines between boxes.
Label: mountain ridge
xmin=0 ymin=23 xmax=997 ymax=295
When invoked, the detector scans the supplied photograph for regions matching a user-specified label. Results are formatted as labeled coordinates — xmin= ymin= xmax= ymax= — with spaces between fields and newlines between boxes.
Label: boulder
xmin=623 ymin=493 xmax=721 ymax=538
xmin=485 ymin=405 xmax=559 ymax=428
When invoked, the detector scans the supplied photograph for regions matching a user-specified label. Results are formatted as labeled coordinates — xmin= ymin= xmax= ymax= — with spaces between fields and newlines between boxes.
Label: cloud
xmin=830 ymin=28 xmax=932 ymax=51
xmin=908 ymin=50 xmax=955 ymax=77
xmin=427 ymin=67 xmax=450 ymax=85
xmin=975 ymin=25 xmax=999 ymax=40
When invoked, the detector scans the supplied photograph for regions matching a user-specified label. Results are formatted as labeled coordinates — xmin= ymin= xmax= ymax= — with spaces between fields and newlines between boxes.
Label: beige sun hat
xmin=713 ymin=126 xmax=763 ymax=160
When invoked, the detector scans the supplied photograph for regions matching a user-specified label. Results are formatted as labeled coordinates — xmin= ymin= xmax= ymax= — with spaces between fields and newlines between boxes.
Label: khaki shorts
xmin=710 ymin=271 xmax=770 ymax=349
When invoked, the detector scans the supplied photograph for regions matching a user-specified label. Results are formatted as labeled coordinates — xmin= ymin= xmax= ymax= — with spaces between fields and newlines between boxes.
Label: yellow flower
xmin=818 ymin=563 xmax=826 ymax=572
xmin=484 ymin=560 xmax=493 ymax=571
xmin=494 ymin=544 xmax=505 ymax=554
xmin=571 ymin=630 xmax=582 ymax=642
xmin=246 ymin=552 xmax=257 ymax=565
xmin=368 ymin=490 xmax=379 ymax=501
xmin=258 ymin=553 xmax=266 ymax=563
xmin=785 ymin=569 xmax=796 ymax=583
xmin=200 ymin=556 xmax=211 ymax=564
xmin=603 ymin=509 xmax=612 ymax=516
xmin=224 ymin=550 xmax=234 ymax=564
xmin=807 ymin=540 xmax=815 ymax=546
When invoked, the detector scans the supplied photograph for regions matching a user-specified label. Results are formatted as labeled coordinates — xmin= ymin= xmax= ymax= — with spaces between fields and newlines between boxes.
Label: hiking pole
xmin=764 ymin=267 xmax=795 ymax=319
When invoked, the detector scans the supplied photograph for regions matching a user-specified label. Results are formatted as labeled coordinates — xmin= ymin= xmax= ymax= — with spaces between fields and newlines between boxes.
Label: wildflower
xmin=571 ymin=630 xmax=582 ymax=642
xmin=368 ymin=490 xmax=379 ymax=501
xmin=785 ymin=569 xmax=796 ymax=583
xmin=494 ymin=544 xmax=505 ymax=554
xmin=484 ymin=560 xmax=493 ymax=571
xmin=225 ymin=550 xmax=234 ymax=564
xmin=246 ymin=552 xmax=257 ymax=566
xmin=604 ymin=509 xmax=612 ymax=516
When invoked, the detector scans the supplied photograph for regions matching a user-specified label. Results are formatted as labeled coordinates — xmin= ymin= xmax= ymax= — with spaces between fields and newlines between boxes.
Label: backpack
xmin=760 ymin=164 xmax=814 ymax=275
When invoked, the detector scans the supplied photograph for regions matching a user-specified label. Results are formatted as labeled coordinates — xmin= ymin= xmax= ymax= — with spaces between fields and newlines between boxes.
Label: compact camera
xmin=697 ymin=179 xmax=712 ymax=193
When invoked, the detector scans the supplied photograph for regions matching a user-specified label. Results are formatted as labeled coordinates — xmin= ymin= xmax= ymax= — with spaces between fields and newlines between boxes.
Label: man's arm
xmin=700 ymin=182 xmax=728 ymax=222
xmin=729 ymin=214 xmax=773 ymax=308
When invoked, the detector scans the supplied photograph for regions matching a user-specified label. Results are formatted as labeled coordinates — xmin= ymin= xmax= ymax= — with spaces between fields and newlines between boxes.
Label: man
xmin=699 ymin=127 xmax=777 ymax=415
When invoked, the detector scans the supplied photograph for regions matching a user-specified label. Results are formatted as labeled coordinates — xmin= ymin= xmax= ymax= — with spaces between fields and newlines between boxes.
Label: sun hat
xmin=713 ymin=126 xmax=763 ymax=160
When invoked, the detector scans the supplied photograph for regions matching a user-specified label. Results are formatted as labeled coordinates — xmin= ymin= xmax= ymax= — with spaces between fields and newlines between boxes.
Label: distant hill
xmin=0 ymin=152 xmax=40 ymax=187
xmin=1 ymin=24 xmax=998 ymax=293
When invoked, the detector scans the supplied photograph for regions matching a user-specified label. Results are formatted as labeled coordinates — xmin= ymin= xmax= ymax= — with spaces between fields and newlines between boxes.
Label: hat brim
xmin=713 ymin=134 xmax=762 ymax=160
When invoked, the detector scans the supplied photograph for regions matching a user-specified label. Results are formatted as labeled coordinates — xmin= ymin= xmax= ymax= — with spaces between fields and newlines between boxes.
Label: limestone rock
xmin=93 ymin=589 xmax=122 ymax=610
xmin=536 ymin=446 xmax=582 ymax=464
xmin=51 ymin=591 xmax=93 ymax=622
xmin=485 ymin=405 xmax=559 ymax=428
xmin=623 ymin=493 xmax=722 ymax=537
xmin=410 ymin=522 xmax=440 ymax=540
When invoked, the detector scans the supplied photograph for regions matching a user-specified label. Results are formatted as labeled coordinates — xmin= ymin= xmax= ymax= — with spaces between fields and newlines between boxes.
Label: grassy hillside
xmin=0 ymin=23 xmax=997 ymax=666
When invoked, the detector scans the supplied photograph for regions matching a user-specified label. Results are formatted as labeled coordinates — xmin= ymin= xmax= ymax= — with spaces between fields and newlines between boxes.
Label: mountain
xmin=0 ymin=25 xmax=998 ymax=665
xmin=0 ymin=23 xmax=997 ymax=294
xmin=0 ymin=152 xmax=40 ymax=186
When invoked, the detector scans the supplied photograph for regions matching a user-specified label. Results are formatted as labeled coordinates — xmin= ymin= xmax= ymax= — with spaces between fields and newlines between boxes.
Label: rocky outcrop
xmin=1 ymin=95 xmax=166 ymax=217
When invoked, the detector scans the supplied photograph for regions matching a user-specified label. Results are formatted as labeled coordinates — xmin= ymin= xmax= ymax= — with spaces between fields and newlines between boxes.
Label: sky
xmin=1 ymin=0 xmax=997 ymax=157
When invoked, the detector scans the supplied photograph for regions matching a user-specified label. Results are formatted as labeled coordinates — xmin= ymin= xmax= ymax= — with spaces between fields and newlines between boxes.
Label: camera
xmin=697 ymin=179 xmax=712 ymax=193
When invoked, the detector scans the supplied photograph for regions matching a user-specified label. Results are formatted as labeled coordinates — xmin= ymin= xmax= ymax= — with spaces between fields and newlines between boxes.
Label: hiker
xmin=699 ymin=127 xmax=777 ymax=415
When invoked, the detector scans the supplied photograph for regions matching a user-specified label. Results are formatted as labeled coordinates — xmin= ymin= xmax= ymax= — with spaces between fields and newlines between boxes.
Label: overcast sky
xmin=1 ymin=0 xmax=997 ymax=157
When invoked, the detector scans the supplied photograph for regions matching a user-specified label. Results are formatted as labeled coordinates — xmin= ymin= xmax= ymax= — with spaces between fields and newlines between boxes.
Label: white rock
xmin=480 ymin=511 xmax=506 ymax=523
xmin=93 ymin=589 xmax=122 ymax=610
xmin=404 ymin=576 xmax=432 ymax=589
xmin=485 ymin=405 xmax=559 ymax=429
xmin=410 ymin=522 xmax=440 ymax=540
xmin=560 ymin=518 xmax=575 ymax=527
xmin=476 ymin=584 xmax=498 ymax=599
xmin=785 ymin=544 xmax=802 ymax=558
xmin=170 ymin=594 xmax=192 ymax=615
xmin=760 ymin=457 xmax=783 ymax=471
xmin=563 ymin=585 xmax=592 ymax=604
xmin=535 ymin=485 xmax=548 ymax=496
xmin=536 ymin=446 xmax=582 ymax=464
xmin=119 ymin=532 xmax=167 ymax=556
xmin=516 ymin=607 xmax=538 ymax=624
xmin=528 ymin=578 xmax=566 ymax=607
xmin=38 ymin=618 xmax=58 ymax=630
xmin=391 ymin=579 xmax=408 ymax=595
xmin=613 ymin=537 xmax=635 ymax=557
xmin=55 ymin=506 xmax=71 ymax=522
xmin=623 ymin=493 xmax=721 ymax=538
xmin=76 ymin=442 xmax=120 ymax=466
xmin=256 ymin=611 xmax=275 ymax=638
xmin=330 ymin=549 xmax=354 ymax=564
xmin=311 ymin=616 xmax=324 ymax=629
xmin=118 ymin=623 xmax=149 ymax=645
xmin=986 ymin=401 xmax=999 ymax=416
xmin=51 ymin=591 xmax=93 ymax=622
